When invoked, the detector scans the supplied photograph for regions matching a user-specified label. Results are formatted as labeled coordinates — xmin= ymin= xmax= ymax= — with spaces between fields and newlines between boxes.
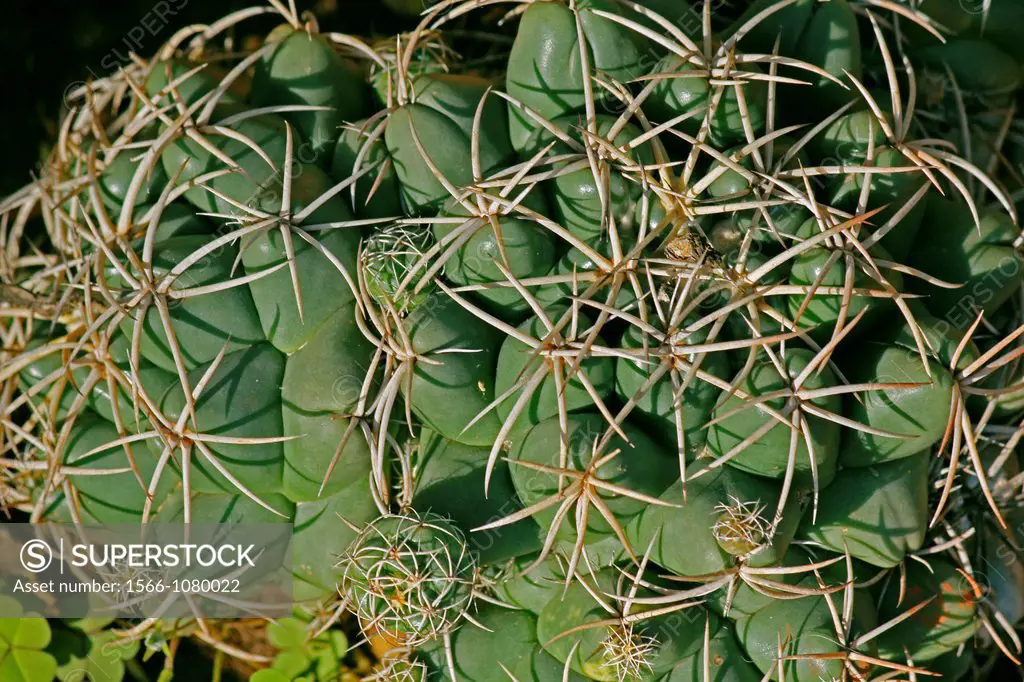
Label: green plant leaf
xmin=0 ymin=597 xmax=58 ymax=682
xmin=267 ymin=616 xmax=348 ymax=681
xmin=252 ymin=670 xmax=292 ymax=682
xmin=50 ymin=627 xmax=140 ymax=682
xmin=267 ymin=619 xmax=308 ymax=651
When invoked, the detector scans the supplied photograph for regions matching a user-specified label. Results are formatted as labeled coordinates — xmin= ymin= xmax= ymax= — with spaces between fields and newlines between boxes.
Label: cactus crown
xmin=598 ymin=623 xmax=657 ymax=682
xmin=361 ymin=224 xmax=437 ymax=313
xmin=367 ymin=654 xmax=430 ymax=682
xmin=339 ymin=511 xmax=476 ymax=646
xmin=712 ymin=497 xmax=772 ymax=557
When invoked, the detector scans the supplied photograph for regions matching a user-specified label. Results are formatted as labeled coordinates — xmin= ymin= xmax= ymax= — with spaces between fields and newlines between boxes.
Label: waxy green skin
xmin=412 ymin=429 xmax=544 ymax=564
xmin=54 ymin=270 xmax=374 ymax=597
xmin=70 ymin=199 xmax=209 ymax=255
xmin=733 ymin=0 xmax=861 ymax=122
xmin=241 ymin=163 xmax=361 ymax=355
xmin=385 ymin=105 xmax=485 ymax=215
xmin=825 ymin=146 xmax=929 ymax=260
xmin=729 ymin=204 xmax=812 ymax=251
xmin=525 ymin=113 xmax=654 ymax=245
xmin=707 ymin=347 xmax=841 ymax=485
xmin=505 ymin=1 xmax=647 ymax=153
xmin=838 ymin=343 xmax=954 ymax=467
xmin=280 ymin=303 xmax=376 ymax=502
xmin=385 ymin=75 xmax=513 ymax=215
xmin=150 ymin=489 xmax=294 ymax=527
xmin=725 ymin=0 xmax=814 ymax=55
xmin=403 ymin=292 xmax=505 ymax=446
xmin=913 ymin=39 xmax=1022 ymax=100
xmin=785 ymin=234 xmax=903 ymax=339
xmin=420 ymin=604 xmax=586 ymax=682
xmin=160 ymin=113 xmax=291 ymax=216
xmin=909 ymin=195 xmax=1024 ymax=325
xmin=157 ymin=343 xmax=286 ymax=497
xmin=795 ymin=0 xmax=861 ymax=113
xmin=114 ymin=235 xmax=266 ymax=374
xmin=614 ymin=322 xmax=729 ymax=458
xmin=740 ymin=567 xmax=884 ymax=682
xmin=411 ymin=74 xmax=514 ymax=164
xmin=627 ymin=464 xmax=804 ymax=578
xmin=82 ymin=332 xmax=177 ymax=431
xmin=532 ymin=238 xmax=638 ymax=311
xmin=536 ymin=569 xmax=713 ymax=681
xmin=736 ymin=596 xmax=845 ymax=682
xmin=368 ymin=45 xmax=449 ymax=109
xmin=645 ymin=56 xmax=768 ymax=146
xmin=330 ymin=119 xmax=403 ymax=219
xmin=800 ymin=450 xmax=929 ymax=567
xmin=291 ymin=479 xmax=377 ymax=602
xmin=97 ymin=145 xmax=169 ymax=212
xmin=252 ymin=29 xmax=367 ymax=160
xmin=811 ymin=109 xmax=888 ymax=164
xmin=132 ymin=201 xmax=215 ymax=242
xmin=21 ymin=2 xmax=1024 ymax=677
xmin=660 ymin=624 xmax=763 ymax=682
xmin=24 ymin=310 xmax=372 ymax=599
xmin=437 ymin=212 xmax=556 ymax=320
xmin=704 ymin=138 xmax=807 ymax=201
xmin=492 ymin=554 xmax=568 ymax=615
xmin=881 ymin=300 xmax=980 ymax=372
xmin=494 ymin=310 xmax=616 ymax=431
xmin=826 ymin=145 xmax=916 ymax=206
xmin=434 ymin=191 xmax=557 ymax=321
xmin=510 ymin=413 xmax=672 ymax=542
xmin=144 ymin=56 xmax=248 ymax=106
xmin=873 ymin=560 xmax=979 ymax=661
xmin=43 ymin=418 xmax=168 ymax=524
xmin=59 ymin=65 xmax=382 ymax=608
xmin=18 ymin=335 xmax=89 ymax=426
xmin=141 ymin=59 xmax=243 ymax=156
xmin=720 ymin=259 xmax=793 ymax=343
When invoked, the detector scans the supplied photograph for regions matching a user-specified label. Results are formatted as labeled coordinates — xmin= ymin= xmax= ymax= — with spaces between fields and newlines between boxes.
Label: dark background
xmin=0 ymin=0 xmax=417 ymax=196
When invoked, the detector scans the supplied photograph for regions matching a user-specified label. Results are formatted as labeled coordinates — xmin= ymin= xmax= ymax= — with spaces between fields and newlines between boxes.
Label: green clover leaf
xmin=0 ymin=597 xmax=58 ymax=682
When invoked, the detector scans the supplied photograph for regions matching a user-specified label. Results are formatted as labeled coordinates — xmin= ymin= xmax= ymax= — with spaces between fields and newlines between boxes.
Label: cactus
xmin=3 ymin=0 xmax=1024 ymax=680
xmin=340 ymin=511 xmax=478 ymax=647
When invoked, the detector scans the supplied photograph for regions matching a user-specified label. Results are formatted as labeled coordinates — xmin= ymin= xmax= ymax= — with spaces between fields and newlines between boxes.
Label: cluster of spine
xmin=2 ymin=0 xmax=1024 ymax=680
xmin=340 ymin=511 xmax=477 ymax=647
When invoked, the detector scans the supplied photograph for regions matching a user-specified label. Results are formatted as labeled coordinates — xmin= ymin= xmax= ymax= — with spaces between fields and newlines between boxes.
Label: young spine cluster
xmin=2 ymin=0 xmax=1024 ymax=680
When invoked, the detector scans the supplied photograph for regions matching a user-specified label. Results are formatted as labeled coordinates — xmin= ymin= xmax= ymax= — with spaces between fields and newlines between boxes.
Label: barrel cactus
xmin=3 ymin=0 xmax=1024 ymax=680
